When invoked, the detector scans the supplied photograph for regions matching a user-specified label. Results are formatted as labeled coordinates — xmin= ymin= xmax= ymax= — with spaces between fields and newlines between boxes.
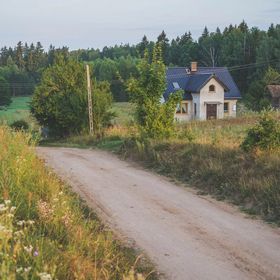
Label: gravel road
xmin=37 ymin=147 xmax=280 ymax=280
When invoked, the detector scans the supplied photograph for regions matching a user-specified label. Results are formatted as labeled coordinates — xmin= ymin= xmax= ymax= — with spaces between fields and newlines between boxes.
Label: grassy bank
xmin=0 ymin=126 xmax=155 ymax=279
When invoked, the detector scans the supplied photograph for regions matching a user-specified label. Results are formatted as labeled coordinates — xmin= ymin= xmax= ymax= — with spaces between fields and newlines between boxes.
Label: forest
xmin=0 ymin=21 xmax=279 ymax=106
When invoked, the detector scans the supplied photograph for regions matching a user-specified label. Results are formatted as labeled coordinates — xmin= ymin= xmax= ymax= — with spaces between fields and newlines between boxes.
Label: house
xmin=267 ymin=85 xmax=280 ymax=109
xmin=164 ymin=62 xmax=241 ymax=121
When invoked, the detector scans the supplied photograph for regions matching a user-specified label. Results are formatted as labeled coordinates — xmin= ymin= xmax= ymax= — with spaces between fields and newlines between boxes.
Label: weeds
xmin=0 ymin=126 xmax=155 ymax=279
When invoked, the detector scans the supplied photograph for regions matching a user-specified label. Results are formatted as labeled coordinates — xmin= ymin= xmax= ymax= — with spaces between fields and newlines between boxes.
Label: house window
xmin=209 ymin=85 xmax=216 ymax=92
xmin=224 ymin=102 xmax=229 ymax=113
xmin=194 ymin=103 xmax=197 ymax=116
xmin=173 ymin=82 xmax=180 ymax=90
xmin=176 ymin=101 xmax=188 ymax=114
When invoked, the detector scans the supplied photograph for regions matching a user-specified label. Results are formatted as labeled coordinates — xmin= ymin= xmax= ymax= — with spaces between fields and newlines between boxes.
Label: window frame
xmin=209 ymin=84 xmax=216 ymax=92
xmin=176 ymin=101 xmax=189 ymax=114
xmin=224 ymin=102 xmax=229 ymax=113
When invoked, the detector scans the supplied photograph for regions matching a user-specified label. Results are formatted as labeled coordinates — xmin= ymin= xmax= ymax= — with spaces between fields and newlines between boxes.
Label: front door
xmin=206 ymin=104 xmax=217 ymax=120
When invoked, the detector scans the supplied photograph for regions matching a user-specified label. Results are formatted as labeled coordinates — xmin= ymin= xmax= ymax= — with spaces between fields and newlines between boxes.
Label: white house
xmin=164 ymin=62 xmax=241 ymax=121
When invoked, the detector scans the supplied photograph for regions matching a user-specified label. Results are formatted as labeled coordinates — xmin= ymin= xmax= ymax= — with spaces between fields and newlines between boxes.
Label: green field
xmin=0 ymin=96 xmax=32 ymax=124
xmin=0 ymin=97 xmax=134 ymax=127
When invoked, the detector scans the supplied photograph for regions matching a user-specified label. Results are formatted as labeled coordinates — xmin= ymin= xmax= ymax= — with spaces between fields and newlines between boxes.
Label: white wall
xmin=175 ymin=101 xmax=193 ymax=122
xmin=198 ymin=78 xmax=225 ymax=120
xmin=224 ymin=100 xmax=238 ymax=118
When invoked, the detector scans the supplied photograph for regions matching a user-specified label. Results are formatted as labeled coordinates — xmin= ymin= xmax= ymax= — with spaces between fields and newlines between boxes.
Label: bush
xmin=10 ymin=119 xmax=29 ymax=131
xmin=31 ymin=55 xmax=114 ymax=137
xmin=127 ymin=44 xmax=182 ymax=139
xmin=241 ymin=112 xmax=280 ymax=152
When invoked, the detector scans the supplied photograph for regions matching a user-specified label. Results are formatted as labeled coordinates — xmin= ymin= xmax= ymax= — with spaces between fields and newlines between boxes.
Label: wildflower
xmin=37 ymin=200 xmax=54 ymax=220
xmin=38 ymin=272 xmax=52 ymax=280
xmin=24 ymin=267 xmax=32 ymax=273
xmin=16 ymin=267 xmax=23 ymax=273
xmin=27 ymin=220 xmax=35 ymax=225
xmin=33 ymin=250 xmax=39 ymax=257
xmin=4 ymin=200 xmax=11 ymax=206
xmin=10 ymin=206 xmax=16 ymax=213
xmin=0 ymin=204 xmax=8 ymax=212
xmin=14 ymin=230 xmax=24 ymax=237
xmin=24 ymin=245 xmax=33 ymax=254
xmin=17 ymin=220 xmax=25 ymax=226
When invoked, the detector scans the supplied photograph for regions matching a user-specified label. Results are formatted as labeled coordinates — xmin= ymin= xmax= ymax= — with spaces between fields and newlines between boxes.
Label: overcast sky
xmin=0 ymin=0 xmax=279 ymax=50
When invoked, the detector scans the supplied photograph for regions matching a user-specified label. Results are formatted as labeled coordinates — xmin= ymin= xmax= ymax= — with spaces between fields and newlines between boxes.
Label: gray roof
xmin=164 ymin=67 xmax=241 ymax=101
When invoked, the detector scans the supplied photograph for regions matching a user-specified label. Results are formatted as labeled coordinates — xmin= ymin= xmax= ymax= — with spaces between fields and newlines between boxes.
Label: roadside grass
xmin=0 ymin=96 xmax=32 ymax=124
xmin=0 ymin=126 xmax=156 ymax=280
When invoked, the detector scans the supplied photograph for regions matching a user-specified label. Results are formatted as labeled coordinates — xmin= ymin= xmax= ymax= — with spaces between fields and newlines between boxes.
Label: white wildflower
xmin=10 ymin=206 xmax=16 ymax=213
xmin=0 ymin=204 xmax=8 ymax=212
xmin=16 ymin=267 xmax=23 ymax=273
xmin=4 ymin=200 xmax=11 ymax=206
xmin=38 ymin=272 xmax=52 ymax=280
xmin=24 ymin=267 xmax=32 ymax=273
xmin=23 ymin=245 xmax=33 ymax=254
xmin=17 ymin=220 xmax=25 ymax=226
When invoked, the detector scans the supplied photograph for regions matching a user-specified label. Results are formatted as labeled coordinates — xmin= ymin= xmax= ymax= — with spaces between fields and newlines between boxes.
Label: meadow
xmin=0 ymin=97 xmax=31 ymax=124
xmin=0 ymin=126 xmax=155 ymax=280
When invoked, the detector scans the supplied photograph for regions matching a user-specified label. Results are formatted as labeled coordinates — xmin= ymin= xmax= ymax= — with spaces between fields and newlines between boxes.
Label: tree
xmin=157 ymin=30 xmax=170 ymax=65
xmin=127 ymin=44 xmax=182 ymax=138
xmin=31 ymin=55 xmax=114 ymax=136
xmin=137 ymin=35 xmax=149 ymax=58
xmin=0 ymin=76 xmax=11 ymax=106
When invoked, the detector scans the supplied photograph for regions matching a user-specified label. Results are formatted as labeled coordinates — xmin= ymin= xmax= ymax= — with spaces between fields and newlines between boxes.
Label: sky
xmin=0 ymin=0 xmax=279 ymax=50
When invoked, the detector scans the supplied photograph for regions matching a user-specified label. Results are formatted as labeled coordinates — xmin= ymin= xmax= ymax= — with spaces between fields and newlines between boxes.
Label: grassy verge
xmin=0 ymin=126 xmax=156 ymax=279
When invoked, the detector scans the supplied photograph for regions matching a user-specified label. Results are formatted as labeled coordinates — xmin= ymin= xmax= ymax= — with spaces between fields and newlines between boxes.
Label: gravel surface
xmin=37 ymin=147 xmax=280 ymax=280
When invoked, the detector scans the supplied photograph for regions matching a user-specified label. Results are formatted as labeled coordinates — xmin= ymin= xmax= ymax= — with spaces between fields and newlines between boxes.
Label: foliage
xmin=10 ymin=119 xmax=29 ymax=131
xmin=91 ymin=81 xmax=115 ymax=137
xmin=0 ymin=76 xmax=11 ymax=106
xmin=241 ymin=111 xmax=280 ymax=152
xmin=0 ymin=127 xmax=154 ymax=279
xmin=31 ymin=55 xmax=88 ymax=136
xmin=31 ymin=56 xmax=114 ymax=137
xmin=1 ymin=22 xmax=280 ymax=103
xmin=127 ymin=45 xmax=182 ymax=139
xmin=246 ymin=67 xmax=280 ymax=111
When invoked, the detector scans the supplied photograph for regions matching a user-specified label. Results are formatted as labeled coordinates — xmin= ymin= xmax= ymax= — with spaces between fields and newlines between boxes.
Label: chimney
xmin=191 ymin=62 xmax=198 ymax=72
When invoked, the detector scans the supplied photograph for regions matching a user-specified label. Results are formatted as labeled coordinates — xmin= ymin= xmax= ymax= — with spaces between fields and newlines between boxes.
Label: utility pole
xmin=86 ymin=65 xmax=94 ymax=135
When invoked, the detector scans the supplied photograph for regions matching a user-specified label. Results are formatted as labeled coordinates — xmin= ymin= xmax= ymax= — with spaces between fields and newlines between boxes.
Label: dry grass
xmin=0 ymin=126 xmax=155 ymax=279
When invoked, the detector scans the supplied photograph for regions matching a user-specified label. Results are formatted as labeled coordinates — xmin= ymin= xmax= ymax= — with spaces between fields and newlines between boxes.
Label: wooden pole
xmin=86 ymin=65 xmax=94 ymax=135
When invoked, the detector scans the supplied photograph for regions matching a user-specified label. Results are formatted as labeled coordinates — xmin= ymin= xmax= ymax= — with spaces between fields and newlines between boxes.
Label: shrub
xmin=31 ymin=55 xmax=114 ymax=137
xmin=10 ymin=119 xmax=29 ymax=131
xmin=127 ymin=44 xmax=182 ymax=139
xmin=241 ymin=112 xmax=280 ymax=152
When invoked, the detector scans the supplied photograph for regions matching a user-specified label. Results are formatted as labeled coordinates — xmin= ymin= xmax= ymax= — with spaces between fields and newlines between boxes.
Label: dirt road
xmin=37 ymin=147 xmax=280 ymax=280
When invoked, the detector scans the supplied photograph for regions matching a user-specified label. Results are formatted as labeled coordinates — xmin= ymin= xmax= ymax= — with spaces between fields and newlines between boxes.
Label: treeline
xmin=0 ymin=21 xmax=280 ymax=103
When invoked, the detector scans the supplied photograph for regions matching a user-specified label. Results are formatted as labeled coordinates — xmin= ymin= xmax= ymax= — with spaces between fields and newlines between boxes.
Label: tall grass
xmin=0 ymin=127 xmax=154 ymax=279
xmin=121 ymin=113 xmax=280 ymax=223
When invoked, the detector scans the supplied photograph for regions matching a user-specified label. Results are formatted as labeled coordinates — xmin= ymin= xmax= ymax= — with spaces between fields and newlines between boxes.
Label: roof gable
xmin=186 ymin=74 xmax=229 ymax=93
xmin=164 ymin=66 xmax=241 ymax=100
